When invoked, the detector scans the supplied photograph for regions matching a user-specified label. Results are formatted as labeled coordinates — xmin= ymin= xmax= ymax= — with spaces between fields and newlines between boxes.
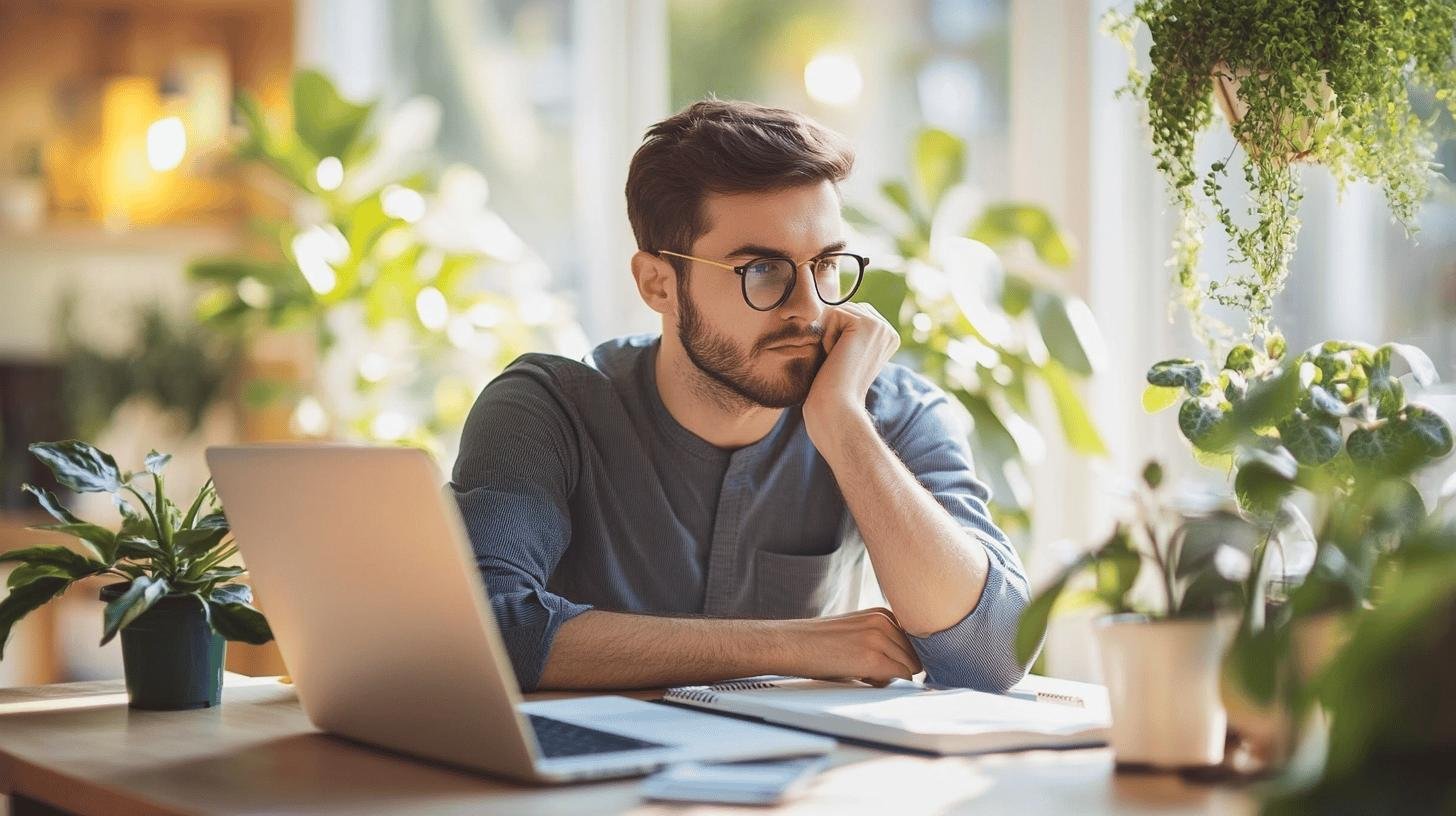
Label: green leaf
xmin=1040 ymin=361 xmax=1108 ymax=455
xmin=1224 ymin=343 xmax=1257 ymax=374
xmin=1147 ymin=359 xmax=1205 ymax=391
xmin=194 ymin=511 xmax=229 ymax=531
xmin=912 ymin=128 xmax=965 ymax=212
xmin=1306 ymin=385 xmax=1348 ymax=419
xmin=144 ymin=450 xmax=172 ymax=476
xmin=969 ymin=204 xmax=1074 ymax=268
xmin=1401 ymin=404 xmax=1454 ymax=458
xmin=27 ymin=441 xmax=122 ymax=493
xmin=854 ymin=269 xmax=909 ymax=326
xmin=1142 ymin=461 xmax=1164 ymax=490
xmin=1032 ymin=292 xmax=1103 ymax=376
xmin=173 ymin=527 xmax=229 ymax=560
xmin=116 ymin=536 xmax=165 ymax=560
xmin=100 ymin=577 xmax=170 ymax=646
xmin=29 ymin=522 xmax=118 ymax=564
xmin=1179 ymin=398 xmax=1230 ymax=452
xmin=1234 ymin=449 xmax=1299 ymax=516
xmin=1093 ymin=529 xmax=1140 ymax=611
xmin=1142 ymin=384 xmax=1182 ymax=414
xmin=0 ymin=545 xmax=107 ymax=575
xmin=1232 ymin=364 xmax=1304 ymax=432
xmin=1388 ymin=343 xmax=1438 ymax=387
xmin=1014 ymin=553 xmax=1092 ymax=666
xmin=20 ymin=484 xmax=80 ymax=525
xmin=207 ymin=598 xmax=273 ymax=644
xmin=0 ymin=577 xmax=71 ymax=660
xmin=1279 ymin=412 xmax=1343 ymax=465
xmin=291 ymin=69 xmax=374 ymax=162
xmin=6 ymin=563 xmax=72 ymax=590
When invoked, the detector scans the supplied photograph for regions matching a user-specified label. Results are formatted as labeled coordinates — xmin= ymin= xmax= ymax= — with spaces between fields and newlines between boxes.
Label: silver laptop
xmin=207 ymin=444 xmax=833 ymax=783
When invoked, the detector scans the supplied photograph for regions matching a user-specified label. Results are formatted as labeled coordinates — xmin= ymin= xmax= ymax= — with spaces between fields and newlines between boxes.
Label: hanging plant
xmin=1106 ymin=0 xmax=1456 ymax=347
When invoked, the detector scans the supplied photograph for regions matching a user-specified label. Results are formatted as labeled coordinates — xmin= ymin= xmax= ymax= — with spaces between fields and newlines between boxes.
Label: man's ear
xmin=631 ymin=250 xmax=677 ymax=316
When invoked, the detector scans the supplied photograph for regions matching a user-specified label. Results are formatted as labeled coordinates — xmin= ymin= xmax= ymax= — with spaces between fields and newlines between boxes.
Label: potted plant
xmin=0 ymin=441 xmax=273 ymax=710
xmin=1144 ymin=335 xmax=1453 ymax=766
xmin=1104 ymin=0 xmax=1456 ymax=346
xmin=846 ymin=127 xmax=1106 ymax=530
xmin=1015 ymin=462 xmax=1255 ymax=768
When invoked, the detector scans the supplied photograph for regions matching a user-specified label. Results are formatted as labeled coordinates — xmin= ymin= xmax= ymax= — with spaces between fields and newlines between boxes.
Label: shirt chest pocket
xmin=752 ymin=534 xmax=865 ymax=619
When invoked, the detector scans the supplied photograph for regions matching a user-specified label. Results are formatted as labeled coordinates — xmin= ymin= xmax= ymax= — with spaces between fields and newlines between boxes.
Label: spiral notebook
xmin=662 ymin=675 xmax=1110 ymax=755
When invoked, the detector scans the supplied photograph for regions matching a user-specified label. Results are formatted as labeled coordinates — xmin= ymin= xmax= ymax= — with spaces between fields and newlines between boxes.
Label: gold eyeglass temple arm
xmin=656 ymin=250 xmax=738 ymax=271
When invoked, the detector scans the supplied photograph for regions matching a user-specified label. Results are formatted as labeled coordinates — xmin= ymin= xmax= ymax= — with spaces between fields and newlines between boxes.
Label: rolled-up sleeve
xmin=877 ymin=377 xmax=1033 ymax=692
xmin=450 ymin=362 xmax=593 ymax=692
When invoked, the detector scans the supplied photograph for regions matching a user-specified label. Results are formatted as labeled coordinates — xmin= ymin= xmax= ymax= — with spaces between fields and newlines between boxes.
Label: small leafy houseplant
xmin=0 ymin=441 xmax=272 ymax=710
xmin=1016 ymin=462 xmax=1257 ymax=767
xmin=1105 ymin=0 xmax=1456 ymax=345
xmin=846 ymin=128 xmax=1107 ymax=530
xmin=1144 ymin=335 xmax=1453 ymax=766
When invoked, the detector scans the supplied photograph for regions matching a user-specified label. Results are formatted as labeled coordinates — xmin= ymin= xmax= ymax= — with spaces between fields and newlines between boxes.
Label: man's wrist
xmin=806 ymin=405 xmax=877 ymax=466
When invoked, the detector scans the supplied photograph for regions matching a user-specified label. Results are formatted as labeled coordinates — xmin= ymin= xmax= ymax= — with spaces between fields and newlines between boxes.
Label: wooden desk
xmin=0 ymin=675 xmax=1252 ymax=815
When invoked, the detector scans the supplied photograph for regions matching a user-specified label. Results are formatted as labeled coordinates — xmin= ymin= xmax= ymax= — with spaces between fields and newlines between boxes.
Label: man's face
xmin=674 ymin=181 xmax=844 ymax=409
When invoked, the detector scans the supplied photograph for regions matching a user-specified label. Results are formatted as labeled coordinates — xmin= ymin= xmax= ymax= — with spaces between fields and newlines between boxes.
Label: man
xmin=451 ymin=99 xmax=1031 ymax=694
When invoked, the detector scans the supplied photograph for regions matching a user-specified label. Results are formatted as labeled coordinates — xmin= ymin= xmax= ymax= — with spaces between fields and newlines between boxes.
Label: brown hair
xmin=625 ymin=98 xmax=855 ymax=272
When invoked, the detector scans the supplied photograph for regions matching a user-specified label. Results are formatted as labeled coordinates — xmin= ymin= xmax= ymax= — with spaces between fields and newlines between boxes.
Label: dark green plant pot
xmin=100 ymin=583 xmax=225 ymax=711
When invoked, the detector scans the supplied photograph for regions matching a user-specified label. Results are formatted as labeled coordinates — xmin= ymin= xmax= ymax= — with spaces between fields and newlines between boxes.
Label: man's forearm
xmin=816 ymin=411 xmax=989 ymax=638
xmin=537 ymin=610 xmax=784 ymax=689
xmin=535 ymin=607 xmax=923 ymax=690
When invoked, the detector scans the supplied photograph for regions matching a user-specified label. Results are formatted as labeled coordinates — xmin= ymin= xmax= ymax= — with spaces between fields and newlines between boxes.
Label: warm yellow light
xmin=146 ymin=116 xmax=187 ymax=172
xmin=804 ymin=52 xmax=863 ymax=107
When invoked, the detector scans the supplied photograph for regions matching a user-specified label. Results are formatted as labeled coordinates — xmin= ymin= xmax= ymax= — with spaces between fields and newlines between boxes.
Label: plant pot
xmin=100 ymin=583 xmax=225 ymax=711
xmin=1094 ymin=613 xmax=1236 ymax=769
xmin=1211 ymin=62 xmax=1336 ymax=162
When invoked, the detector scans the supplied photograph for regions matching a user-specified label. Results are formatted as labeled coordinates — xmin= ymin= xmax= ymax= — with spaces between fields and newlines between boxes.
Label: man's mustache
xmin=755 ymin=323 xmax=825 ymax=353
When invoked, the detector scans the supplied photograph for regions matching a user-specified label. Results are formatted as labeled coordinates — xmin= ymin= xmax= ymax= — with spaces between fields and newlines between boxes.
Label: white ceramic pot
xmin=1094 ymin=613 xmax=1236 ymax=769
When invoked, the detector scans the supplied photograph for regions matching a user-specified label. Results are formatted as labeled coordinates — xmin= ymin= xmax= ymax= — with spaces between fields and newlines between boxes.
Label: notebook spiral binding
xmin=1035 ymin=691 xmax=1084 ymax=706
xmin=667 ymin=688 xmax=719 ymax=705
xmin=711 ymin=679 xmax=783 ymax=692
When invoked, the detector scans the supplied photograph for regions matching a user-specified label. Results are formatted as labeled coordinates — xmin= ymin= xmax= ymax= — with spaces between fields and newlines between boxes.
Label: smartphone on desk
xmin=641 ymin=755 xmax=829 ymax=805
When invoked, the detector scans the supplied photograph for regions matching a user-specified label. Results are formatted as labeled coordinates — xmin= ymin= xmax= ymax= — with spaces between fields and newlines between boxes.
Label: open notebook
xmin=663 ymin=675 xmax=1110 ymax=755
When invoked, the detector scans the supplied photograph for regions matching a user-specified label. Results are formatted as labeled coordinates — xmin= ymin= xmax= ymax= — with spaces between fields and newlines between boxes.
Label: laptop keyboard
xmin=527 ymin=714 xmax=665 ymax=758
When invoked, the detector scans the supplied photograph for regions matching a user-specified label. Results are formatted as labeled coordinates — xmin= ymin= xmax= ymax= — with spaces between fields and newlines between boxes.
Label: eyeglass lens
xmin=742 ymin=254 xmax=862 ymax=310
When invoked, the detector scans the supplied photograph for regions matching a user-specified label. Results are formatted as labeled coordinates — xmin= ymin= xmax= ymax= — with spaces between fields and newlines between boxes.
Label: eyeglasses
xmin=657 ymin=250 xmax=869 ymax=312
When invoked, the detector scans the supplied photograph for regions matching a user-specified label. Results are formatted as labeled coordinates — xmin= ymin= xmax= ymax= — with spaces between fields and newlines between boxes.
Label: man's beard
xmin=677 ymin=284 xmax=825 ymax=409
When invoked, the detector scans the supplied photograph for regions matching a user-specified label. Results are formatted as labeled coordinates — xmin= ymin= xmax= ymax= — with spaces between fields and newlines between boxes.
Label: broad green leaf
xmin=1040 ymin=361 xmax=1108 ymax=456
xmin=173 ymin=527 xmax=229 ymax=560
xmin=1031 ymin=292 xmax=1104 ymax=376
xmin=1179 ymin=398 xmax=1229 ymax=452
xmin=30 ymin=522 xmax=118 ymax=564
xmin=958 ymin=393 xmax=1029 ymax=512
xmin=6 ymin=563 xmax=72 ymax=590
xmin=1014 ymin=552 xmax=1093 ymax=666
xmin=999 ymin=273 xmax=1034 ymax=316
xmin=1264 ymin=332 xmax=1287 ymax=360
xmin=854 ymin=269 xmax=910 ymax=326
xmin=1231 ymin=363 xmax=1303 ymax=432
xmin=1094 ymin=530 xmax=1141 ymax=612
xmin=207 ymin=600 xmax=273 ymax=644
xmin=1388 ymin=343 xmax=1438 ymax=387
xmin=27 ymin=441 xmax=122 ymax=493
xmin=100 ymin=576 xmax=170 ymax=646
xmin=913 ymin=128 xmax=965 ymax=212
xmin=116 ymin=536 xmax=165 ymax=560
xmin=291 ymin=69 xmax=374 ymax=162
xmin=1306 ymin=385 xmax=1348 ymax=419
xmin=1176 ymin=511 xmax=1258 ymax=580
xmin=1234 ymin=449 xmax=1299 ymax=516
xmin=1279 ymin=412 xmax=1343 ymax=465
xmin=969 ymin=204 xmax=1074 ymax=268
xmin=881 ymin=180 xmax=923 ymax=226
xmin=1224 ymin=343 xmax=1257 ymax=374
xmin=1142 ymin=384 xmax=1181 ymax=413
xmin=1142 ymin=461 xmax=1164 ymax=489
xmin=0 ymin=577 xmax=70 ymax=660
xmin=194 ymin=511 xmax=229 ymax=531
xmin=0 ymin=545 xmax=106 ymax=575
xmin=1402 ymin=404 xmax=1454 ymax=458
xmin=1147 ymin=358 xmax=1205 ymax=391
xmin=840 ymin=204 xmax=879 ymax=231
xmin=20 ymin=484 xmax=80 ymax=525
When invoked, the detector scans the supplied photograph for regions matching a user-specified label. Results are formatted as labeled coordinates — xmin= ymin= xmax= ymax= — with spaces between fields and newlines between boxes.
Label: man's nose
xmin=776 ymin=262 xmax=823 ymax=321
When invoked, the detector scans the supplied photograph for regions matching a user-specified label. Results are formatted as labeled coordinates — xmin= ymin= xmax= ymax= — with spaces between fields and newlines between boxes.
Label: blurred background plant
xmin=847 ymin=128 xmax=1106 ymax=531
xmin=188 ymin=70 xmax=588 ymax=457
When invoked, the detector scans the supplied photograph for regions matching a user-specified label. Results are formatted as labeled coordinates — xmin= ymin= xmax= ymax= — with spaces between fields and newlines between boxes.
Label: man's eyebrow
xmin=725 ymin=239 xmax=848 ymax=259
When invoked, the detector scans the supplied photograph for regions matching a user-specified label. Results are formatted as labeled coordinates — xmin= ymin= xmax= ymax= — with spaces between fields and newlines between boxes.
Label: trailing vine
xmin=1106 ymin=0 xmax=1456 ymax=349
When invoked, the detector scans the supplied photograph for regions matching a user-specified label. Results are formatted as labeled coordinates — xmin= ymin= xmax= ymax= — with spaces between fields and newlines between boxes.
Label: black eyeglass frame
xmin=656 ymin=250 xmax=870 ymax=312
